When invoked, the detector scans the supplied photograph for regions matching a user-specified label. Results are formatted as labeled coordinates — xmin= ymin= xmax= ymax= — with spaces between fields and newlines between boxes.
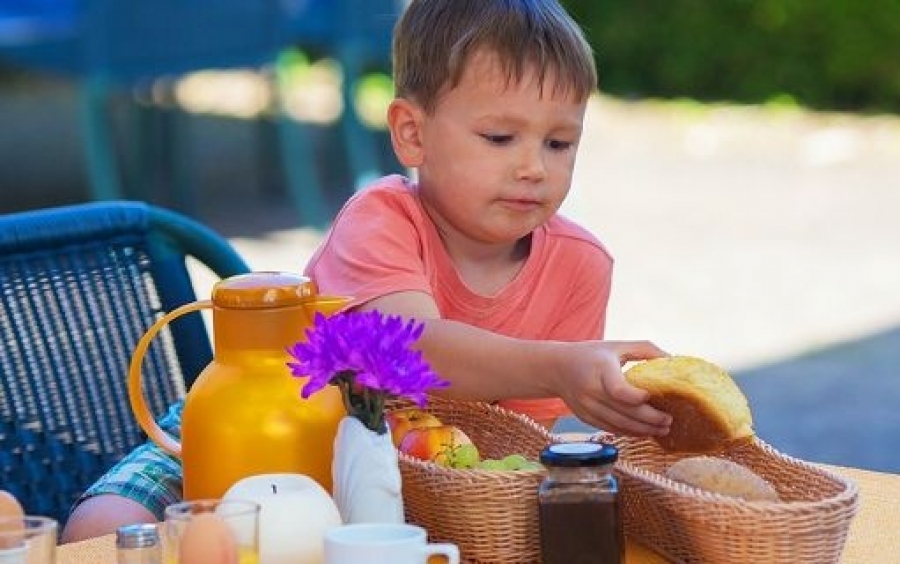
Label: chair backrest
xmin=0 ymin=200 xmax=250 ymax=524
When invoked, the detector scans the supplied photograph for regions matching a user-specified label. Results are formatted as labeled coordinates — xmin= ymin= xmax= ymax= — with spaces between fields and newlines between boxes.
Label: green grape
xmin=517 ymin=460 xmax=545 ymax=471
xmin=501 ymin=454 xmax=531 ymax=470
xmin=477 ymin=459 xmax=507 ymax=471
xmin=449 ymin=443 xmax=481 ymax=469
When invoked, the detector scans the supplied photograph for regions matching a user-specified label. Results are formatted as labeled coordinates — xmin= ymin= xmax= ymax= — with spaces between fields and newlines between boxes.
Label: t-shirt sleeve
xmin=547 ymin=242 xmax=612 ymax=340
xmin=305 ymin=184 xmax=432 ymax=308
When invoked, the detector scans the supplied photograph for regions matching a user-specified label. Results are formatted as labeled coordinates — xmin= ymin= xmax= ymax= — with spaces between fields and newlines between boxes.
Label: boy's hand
xmin=557 ymin=340 xmax=673 ymax=437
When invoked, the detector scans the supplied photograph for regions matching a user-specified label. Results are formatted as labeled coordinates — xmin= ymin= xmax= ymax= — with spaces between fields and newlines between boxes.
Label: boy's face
xmin=406 ymin=49 xmax=587 ymax=248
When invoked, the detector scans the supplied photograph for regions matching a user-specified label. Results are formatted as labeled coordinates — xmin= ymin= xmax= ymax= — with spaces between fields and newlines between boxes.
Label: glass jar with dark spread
xmin=538 ymin=442 xmax=623 ymax=564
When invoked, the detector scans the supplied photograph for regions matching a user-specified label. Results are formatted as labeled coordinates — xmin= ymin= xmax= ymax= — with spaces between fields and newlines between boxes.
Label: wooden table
xmin=56 ymin=465 xmax=899 ymax=563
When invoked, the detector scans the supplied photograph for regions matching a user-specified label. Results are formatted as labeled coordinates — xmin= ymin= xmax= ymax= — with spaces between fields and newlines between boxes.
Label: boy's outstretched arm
xmin=357 ymin=291 xmax=672 ymax=437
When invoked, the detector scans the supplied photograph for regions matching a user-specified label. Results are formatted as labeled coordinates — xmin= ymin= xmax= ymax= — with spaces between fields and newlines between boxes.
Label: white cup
xmin=324 ymin=523 xmax=459 ymax=564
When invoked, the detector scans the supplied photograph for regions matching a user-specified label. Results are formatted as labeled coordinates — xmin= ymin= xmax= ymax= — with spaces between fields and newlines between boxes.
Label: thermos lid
xmin=540 ymin=442 xmax=619 ymax=467
xmin=212 ymin=271 xmax=319 ymax=309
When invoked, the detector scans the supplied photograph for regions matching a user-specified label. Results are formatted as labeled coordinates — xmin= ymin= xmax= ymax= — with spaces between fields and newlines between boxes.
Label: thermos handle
xmin=128 ymin=300 xmax=212 ymax=458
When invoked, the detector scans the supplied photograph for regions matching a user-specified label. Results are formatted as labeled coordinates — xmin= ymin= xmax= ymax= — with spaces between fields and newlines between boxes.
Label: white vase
xmin=332 ymin=415 xmax=405 ymax=524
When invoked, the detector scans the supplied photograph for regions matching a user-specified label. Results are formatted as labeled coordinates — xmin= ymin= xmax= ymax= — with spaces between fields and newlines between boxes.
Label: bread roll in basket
xmin=619 ymin=355 xmax=859 ymax=563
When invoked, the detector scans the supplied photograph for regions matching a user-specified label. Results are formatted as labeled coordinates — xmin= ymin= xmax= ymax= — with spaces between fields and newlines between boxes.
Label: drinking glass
xmin=0 ymin=515 xmax=57 ymax=564
xmin=163 ymin=499 xmax=260 ymax=564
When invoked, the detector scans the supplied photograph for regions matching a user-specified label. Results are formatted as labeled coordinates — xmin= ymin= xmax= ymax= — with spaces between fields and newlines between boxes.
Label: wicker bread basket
xmin=614 ymin=435 xmax=860 ymax=564
xmin=392 ymin=398 xmax=859 ymax=564
xmin=391 ymin=397 xmax=553 ymax=563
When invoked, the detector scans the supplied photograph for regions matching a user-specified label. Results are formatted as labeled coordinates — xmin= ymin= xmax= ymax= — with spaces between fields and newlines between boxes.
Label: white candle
xmin=224 ymin=473 xmax=342 ymax=564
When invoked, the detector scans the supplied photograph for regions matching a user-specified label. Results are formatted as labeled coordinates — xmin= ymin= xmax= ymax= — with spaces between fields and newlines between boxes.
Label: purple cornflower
xmin=287 ymin=310 xmax=449 ymax=433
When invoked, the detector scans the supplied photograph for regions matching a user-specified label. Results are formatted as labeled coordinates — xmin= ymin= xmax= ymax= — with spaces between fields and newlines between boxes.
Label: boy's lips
xmin=498 ymin=197 xmax=543 ymax=212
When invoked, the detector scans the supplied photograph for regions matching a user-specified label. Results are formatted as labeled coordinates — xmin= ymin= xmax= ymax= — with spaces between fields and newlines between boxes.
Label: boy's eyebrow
xmin=473 ymin=112 xmax=584 ymax=133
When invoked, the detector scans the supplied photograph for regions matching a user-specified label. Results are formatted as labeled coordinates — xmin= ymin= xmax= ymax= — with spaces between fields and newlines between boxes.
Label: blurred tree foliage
xmin=562 ymin=0 xmax=900 ymax=113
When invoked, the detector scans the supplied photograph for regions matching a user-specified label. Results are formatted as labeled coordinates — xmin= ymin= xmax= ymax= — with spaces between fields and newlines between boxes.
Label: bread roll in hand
xmin=625 ymin=356 xmax=753 ymax=452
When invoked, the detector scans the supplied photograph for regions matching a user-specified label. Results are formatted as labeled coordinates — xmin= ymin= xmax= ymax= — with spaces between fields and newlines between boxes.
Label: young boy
xmin=62 ymin=0 xmax=671 ymax=542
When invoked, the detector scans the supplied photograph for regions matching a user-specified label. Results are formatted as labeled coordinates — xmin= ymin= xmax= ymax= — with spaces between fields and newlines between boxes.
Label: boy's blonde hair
xmin=393 ymin=0 xmax=598 ymax=112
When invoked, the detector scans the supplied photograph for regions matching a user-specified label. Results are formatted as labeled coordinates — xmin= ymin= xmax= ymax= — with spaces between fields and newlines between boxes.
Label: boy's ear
xmin=387 ymin=98 xmax=425 ymax=168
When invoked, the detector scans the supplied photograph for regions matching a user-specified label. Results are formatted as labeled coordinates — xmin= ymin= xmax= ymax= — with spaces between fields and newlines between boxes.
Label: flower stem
xmin=335 ymin=372 xmax=388 ymax=435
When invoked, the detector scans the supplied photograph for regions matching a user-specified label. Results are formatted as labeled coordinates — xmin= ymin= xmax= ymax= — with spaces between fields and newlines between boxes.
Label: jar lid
xmin=211 ymin=271 xmax=318 ymax=309
xmin=539 ymin=442 xmax=618 ymax=467
xmin=116 ymin=523 xmax=159 ymax=549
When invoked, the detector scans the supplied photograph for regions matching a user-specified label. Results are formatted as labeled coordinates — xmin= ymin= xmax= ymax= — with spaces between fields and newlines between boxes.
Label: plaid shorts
xmin=75 ymin=400 xmax=185 ymax=520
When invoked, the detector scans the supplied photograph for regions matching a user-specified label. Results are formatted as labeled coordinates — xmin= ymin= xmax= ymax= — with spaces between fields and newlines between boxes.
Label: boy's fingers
xmin=578 ymin=400 xmax=670 ymax=437
xmin=632 ymin=402 xmax=673 ymax=429
xmin=606 ymin=340 xmax=669 ymax=364
xmin=602 ymin=380 xmax=673 ymax=428
xmin=595 ymin=357 xmax=648 ymax=405
xmin=599 ymin=340 xmax=669 ymax=405
xmin=604 ymin=377 xmax=649 ymax=405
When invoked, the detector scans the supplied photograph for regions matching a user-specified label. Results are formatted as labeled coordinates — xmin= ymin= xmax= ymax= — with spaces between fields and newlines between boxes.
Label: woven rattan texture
xmin=393 ymin=397 xmax=554 ymax=563
xmin=394 ymin=398 xmax=859 ymax=564
xmin=0 ymin=236 xmax=187 ymax=522
xmin=0 ymin=201 xmax=249 ymax=525
xmin=615 ymin=436 xmax=860 ymax=563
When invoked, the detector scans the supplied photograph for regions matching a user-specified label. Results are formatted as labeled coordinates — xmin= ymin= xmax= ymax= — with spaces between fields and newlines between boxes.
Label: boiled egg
xmin=179 ymin=511 xmax=239 ymax=564
xmin=0 ymin=490 xmax=25 ymax=549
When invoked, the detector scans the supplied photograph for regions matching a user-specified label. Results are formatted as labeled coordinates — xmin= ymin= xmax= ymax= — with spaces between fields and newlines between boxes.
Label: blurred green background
xmin=563 ymin=0 xmax=900 ymax=114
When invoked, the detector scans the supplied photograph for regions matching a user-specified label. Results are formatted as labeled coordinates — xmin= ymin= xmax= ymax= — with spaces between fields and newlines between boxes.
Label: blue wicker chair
xmin=0 ymin=200 xmax=250 ymax=524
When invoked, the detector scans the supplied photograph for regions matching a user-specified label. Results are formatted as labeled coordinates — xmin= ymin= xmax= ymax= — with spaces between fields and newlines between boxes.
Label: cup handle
xmin=421 ymin=543 xmax=460 ymax=564
xmin=127 ymin=300 xmax=212 ymax=458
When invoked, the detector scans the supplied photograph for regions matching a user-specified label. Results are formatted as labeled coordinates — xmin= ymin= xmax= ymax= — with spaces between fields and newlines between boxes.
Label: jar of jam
xmin=538 ymin=442 xmax=623 ymax=564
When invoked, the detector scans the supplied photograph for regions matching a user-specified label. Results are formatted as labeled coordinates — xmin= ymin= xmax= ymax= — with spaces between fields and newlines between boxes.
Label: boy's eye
xmin=547 ymin=139 xmax=574 ymax=151
xmin=480 ymin=133 xmax=513 ymax=145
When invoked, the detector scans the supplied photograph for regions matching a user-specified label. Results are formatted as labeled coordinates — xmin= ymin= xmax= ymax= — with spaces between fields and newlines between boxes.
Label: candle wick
xmin=272 ymin=484 xmax=277 ymax=494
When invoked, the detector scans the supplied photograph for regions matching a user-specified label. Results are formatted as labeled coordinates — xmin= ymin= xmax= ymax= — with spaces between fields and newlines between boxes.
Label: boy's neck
xmin=439 ymin=226 xmax=533 ymax=296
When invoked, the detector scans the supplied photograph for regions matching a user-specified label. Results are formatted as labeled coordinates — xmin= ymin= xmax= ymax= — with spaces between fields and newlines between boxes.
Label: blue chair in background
xmin=0 ymin=200 xmax=249 ymax=524
xmin=0 ymin=0 xmax=402 ymax=227
xmin=281 ymin=0 xmax=400 ymax=193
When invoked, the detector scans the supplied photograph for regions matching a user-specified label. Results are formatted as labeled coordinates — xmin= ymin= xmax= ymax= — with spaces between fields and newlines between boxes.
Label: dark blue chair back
xmin=0 ymin=201 xmax=249 ymax=524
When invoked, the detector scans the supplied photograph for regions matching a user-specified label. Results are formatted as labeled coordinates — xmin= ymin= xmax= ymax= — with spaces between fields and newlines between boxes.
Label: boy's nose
xmin=514 ymin=145 xmax=547 ymax=182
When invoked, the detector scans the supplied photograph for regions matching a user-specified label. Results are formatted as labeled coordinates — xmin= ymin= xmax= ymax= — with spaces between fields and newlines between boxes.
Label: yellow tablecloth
xmin=56 ymin=465 xmax=899 ymax=563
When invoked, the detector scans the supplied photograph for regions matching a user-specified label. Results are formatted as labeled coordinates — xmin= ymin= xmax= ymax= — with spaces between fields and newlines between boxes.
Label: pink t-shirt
xmin=305 ymin=175 xmax=613 ymax=424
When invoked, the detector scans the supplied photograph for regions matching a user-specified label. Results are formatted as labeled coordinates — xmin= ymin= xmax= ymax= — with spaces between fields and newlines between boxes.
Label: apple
xmin=385 ymin=408 xmax=443 ymax=447
xmin=399 ymin=425 xmax=481 ymax=468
